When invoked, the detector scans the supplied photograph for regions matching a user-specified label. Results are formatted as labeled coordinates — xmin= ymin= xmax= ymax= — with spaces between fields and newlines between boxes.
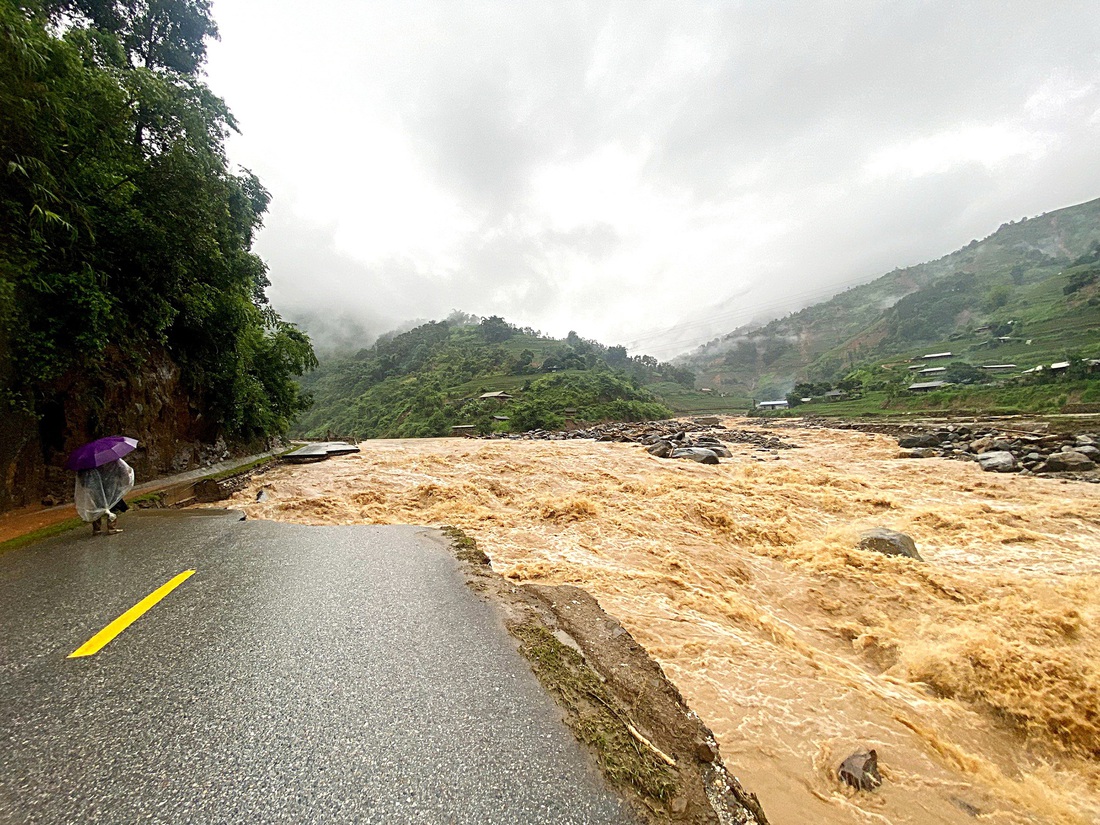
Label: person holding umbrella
xmin=65 ymin=437 xmax=137 ymax=536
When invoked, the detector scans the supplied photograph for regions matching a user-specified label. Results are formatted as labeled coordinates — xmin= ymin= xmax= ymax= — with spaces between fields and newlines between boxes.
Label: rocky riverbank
xmin=889 ymin=423 xmax=1100 ymax=481
xmin=481 ymin=418 xmax=797 ymax=458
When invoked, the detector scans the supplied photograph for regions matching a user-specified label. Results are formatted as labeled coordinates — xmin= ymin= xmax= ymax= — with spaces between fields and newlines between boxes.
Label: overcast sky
xmin=204 ymin=1 xmax=1100 ymax=358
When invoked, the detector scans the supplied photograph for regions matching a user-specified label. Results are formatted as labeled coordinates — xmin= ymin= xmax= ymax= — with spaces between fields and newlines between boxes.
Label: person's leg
xmin=106 ymin=512 xmax=122 ymax=534
xmin=91 ymin=517 xmax=102 ymax=535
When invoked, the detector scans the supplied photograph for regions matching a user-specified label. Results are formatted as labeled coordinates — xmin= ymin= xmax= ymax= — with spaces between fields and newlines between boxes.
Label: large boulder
xmin=898 ymin=432 xmax=940 ymax=449
xmin=898 ymin=448 xmax=937 ymax=459
xmin=858 ymin=528 xmax=922 ymax=561
xmin=969 ymin=435 xmax=995 ymax=453
xmin=646 ymin=440 xmax=673 ymax=458
xmin=693 ymin=441 xmax=732 ymax=458
xmin=670 ymin=448 xmax=720 ymax=465
xmin=838 ymin=750 xmax=882 ymax=792
xmin=1038 ymin=451 xmax=1097 ymax=473
xmin=976 ymin=451 xmax=1017 ymax=473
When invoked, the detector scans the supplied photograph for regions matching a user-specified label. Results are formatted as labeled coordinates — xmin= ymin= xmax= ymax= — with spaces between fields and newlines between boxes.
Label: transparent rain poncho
xmin=74 ymin=459 xmax=135 ymax=523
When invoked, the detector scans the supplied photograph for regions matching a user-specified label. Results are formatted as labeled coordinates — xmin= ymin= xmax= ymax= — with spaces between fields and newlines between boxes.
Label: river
xmin=225 ymin=421 xmax=1100 ymax=824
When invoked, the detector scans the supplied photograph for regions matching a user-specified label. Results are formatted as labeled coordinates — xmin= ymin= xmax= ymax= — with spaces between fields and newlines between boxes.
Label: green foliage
xmin=1064 ymin=266 xmax=1098 ymax=296
xmin=984 ymin=284 xmax=1012 ymax=310
xmin=942 ymin=361 xmax=994 ymax=385
xmin=479 ymin=314 xmax=516 ymax=343
xmin=514 ymin=372 xmax=671 ymax=427
xmin=297 ymin=317 xmax=677 ymax=438
xmin=887 ymin=272 xmax=976 ymax=343
xmin=47 ymin=0 xmax=219 ymax=74
xmin=508 ymin=399 xmax=565 ymax=432
xmin=0 ymin=3 xmax=314 ymax=439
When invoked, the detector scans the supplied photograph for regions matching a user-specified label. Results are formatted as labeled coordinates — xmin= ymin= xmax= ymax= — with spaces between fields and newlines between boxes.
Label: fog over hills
xmin=205 ymin=2 xmax=1100 ymax=359
xmin=678 ymin=196 xmax=1100 ymax=398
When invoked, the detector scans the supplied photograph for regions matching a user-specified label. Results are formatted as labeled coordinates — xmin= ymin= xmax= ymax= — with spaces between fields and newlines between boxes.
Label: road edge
xmin=438 ymin=525 xmax=769 ymax=825
xmin=0 ymin=451 xmax=288 ymax=554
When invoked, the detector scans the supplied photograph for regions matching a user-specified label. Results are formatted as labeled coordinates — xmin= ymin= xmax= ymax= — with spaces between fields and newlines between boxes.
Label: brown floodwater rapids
xmin=223 ymin=421 xmax=1100 ymax=824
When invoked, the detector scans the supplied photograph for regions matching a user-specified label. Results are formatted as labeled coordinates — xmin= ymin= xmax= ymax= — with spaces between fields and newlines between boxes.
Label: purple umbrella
xmin=65 ymin=436 xmax=139 ymax=471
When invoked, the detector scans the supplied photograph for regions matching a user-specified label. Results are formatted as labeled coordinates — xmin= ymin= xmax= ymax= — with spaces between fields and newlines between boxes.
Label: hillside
xmin=680 ymin=197 xmax=1100 ymax=400
xmin=294 ymin=315 xmax=736 ymax=439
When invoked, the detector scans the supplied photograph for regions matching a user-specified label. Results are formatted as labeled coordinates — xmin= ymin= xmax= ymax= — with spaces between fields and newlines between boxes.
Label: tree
xmin=985 ymin=284 xmax=1012 ymax=310
xmin=509 ymin=400 xmax=563 ymax=432
xmin=510 ymin=348 xmax=534 ymax=374
xmin=836 ymin=375 xmax=863 ymax=393
xmin=0 ymin=2 xmax=314 ymax=445
xmin=943 ymin=363 xmax=991 ymax=385
xmin=479 ymin=315 xmax=515 ymax=343
xmin=1064 ymin=267 xmax=1098 ymax=296
xmin=47 ymin=0 xmax=219 ymax=73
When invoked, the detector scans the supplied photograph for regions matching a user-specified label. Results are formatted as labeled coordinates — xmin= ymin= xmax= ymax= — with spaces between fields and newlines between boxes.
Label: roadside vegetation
xmin=0 ymin=1 xmax=315 ymax=443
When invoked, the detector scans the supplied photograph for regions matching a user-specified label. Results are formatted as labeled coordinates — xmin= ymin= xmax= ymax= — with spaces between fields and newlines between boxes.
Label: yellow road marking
xmin=68 ymin=570 xmax=196 ymax=658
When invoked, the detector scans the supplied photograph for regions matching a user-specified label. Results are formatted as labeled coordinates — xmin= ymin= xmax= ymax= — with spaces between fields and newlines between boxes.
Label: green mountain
xmin=295 ymin=316 xmax=708 ymax=439
xmin=680 ymin=197 xmax=1100 ymax=400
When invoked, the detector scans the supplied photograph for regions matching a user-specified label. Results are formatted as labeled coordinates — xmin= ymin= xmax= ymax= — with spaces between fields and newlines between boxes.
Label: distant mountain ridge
xmin=678 ymin=196 xmax=1100 ymax=399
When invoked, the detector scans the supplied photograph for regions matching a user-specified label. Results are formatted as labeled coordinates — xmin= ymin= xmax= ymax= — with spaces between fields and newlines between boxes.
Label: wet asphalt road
xmin=0 ymin=510 xmax=636 ymax=824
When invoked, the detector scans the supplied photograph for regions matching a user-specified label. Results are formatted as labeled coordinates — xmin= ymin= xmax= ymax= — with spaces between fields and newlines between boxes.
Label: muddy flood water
xmin=225 ymin=421 xmax=1100 ymax=824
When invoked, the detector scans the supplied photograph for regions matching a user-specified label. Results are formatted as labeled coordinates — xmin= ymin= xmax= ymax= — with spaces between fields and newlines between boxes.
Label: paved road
xmin=0 ymin=511 xmax=637 ymax=824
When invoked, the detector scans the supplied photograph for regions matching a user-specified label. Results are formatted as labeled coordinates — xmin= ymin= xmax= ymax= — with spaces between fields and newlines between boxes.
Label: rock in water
xmin=838 ymin=749 xmax=882 ymax=792
xmin=1038 ymin=451 xmax=1096 ymax=473
xmin=898 ymin=432 xmax=941 ymax=449
xmin=646 ymin=440 xmax=673 ymax=458
xmin=858 ymin=528 xmax=921 ymax=561
xmin=670 ymin=448 xmax=720 ymax=464
xmin=976 ymin=450 xmax=1017 ymax=473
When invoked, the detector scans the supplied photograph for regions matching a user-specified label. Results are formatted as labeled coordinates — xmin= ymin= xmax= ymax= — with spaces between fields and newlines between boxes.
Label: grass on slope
xmin=768 ymin=379 xmax=1100 ymax=419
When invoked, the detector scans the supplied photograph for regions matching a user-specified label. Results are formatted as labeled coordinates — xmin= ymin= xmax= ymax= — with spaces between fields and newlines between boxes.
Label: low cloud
xmin=208 ymin=0 xmax=1100 ymax=358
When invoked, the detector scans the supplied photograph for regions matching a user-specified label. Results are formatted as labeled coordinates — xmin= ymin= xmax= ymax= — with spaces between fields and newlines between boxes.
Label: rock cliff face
xmin=0 ymin=349 xmax=235 ymax=513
